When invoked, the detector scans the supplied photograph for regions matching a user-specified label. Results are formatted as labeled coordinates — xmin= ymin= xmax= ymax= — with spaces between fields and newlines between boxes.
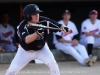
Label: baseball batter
xmin=53 ymin=10 xmax=96 ymax=66
xmin=5 ymin=4 xmax=68 ymax=75
xmin=80 ymin=10 xmax=100 ymax=57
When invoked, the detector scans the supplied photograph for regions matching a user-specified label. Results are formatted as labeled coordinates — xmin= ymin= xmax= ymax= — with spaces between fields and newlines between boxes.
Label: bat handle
xmin=61 ymin=28 xmax=72 ymax=33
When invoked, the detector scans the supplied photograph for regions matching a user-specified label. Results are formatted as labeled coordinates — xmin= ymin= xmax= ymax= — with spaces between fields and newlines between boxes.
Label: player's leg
xmin=80 ymin=36 xmax=94 ymax=56
xmin=9 ymin=44 xmax=17 ymax=51
xmin=89 ymin=37 xmax=100 ymax=63
xmin=73 ymin=44 xmax=94 ymax=66
xmin=85 ymin=36 xmax=98 ymax=63
xmin=0 ymin=43 xmax=9 ymax=51
xmin=73 ymin=44 xmax=89 ymax=60
xmin=79 ymin=38 xmax=87 ymax=46
xmin=93 ymin=37 xmax=100 ymax=48
xmin=5 ymin=45 xmax=34 ymax=75
xmin=0 ymin=43 xmax=17 ymax=51
xmin=35 ymin=43 xmax=60 ymax=75
xmin=55 ymin=43 xmax=85 ymax=65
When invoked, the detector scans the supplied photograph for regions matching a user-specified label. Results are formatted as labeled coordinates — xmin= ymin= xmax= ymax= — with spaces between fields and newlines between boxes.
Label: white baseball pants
xmin=55 ymin=43 xmax=89 ymax=65
xmin=5 ymin=43 xmax=60 ymax=75
xmin=80 ymin=36 xmax=100 ymax=48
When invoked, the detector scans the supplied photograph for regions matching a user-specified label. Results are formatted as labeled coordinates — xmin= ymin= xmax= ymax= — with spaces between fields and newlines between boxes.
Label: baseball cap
xmin=63 ymin=10 xmax=71 ymax=15
xmin=89 ymin=10 xmax=98 ymax=15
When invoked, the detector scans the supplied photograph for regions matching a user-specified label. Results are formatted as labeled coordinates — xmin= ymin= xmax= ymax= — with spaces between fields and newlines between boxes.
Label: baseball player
xmin=5 ymin=4 xmax=68 ymax=75
xmin=53 ymin=10 xmax=96 ymax=66
xmin=80 ymin=10 xmax=100 ymax=57
xmin=0 ymin=12 xmax=17 ymax=51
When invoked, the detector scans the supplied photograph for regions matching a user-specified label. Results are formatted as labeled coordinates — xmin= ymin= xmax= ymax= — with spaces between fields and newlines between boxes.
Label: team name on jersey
xmin=2 ymin=31 xmax=13 ymax=38
xmin=62 ymin=31 xmax=72 ymax=36
xmin=82 ymin=28 xmax=99 ymax=34
xmin=90 ymin=29 xmax=99 ymax=34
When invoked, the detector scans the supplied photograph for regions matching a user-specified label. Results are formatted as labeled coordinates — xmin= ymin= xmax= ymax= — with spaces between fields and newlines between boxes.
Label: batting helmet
xmin=23 ymin=4 xmax=43 ymax=21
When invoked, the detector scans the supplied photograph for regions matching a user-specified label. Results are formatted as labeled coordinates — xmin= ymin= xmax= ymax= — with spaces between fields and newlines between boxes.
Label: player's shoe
xmin=90 ymin=56 xmax=97 ymax=63
xmin=84 ymin=59 xmax=93 ymax=67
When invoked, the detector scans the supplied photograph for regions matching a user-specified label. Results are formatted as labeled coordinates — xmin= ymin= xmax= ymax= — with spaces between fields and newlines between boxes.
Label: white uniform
xmin=79 ymin=19 xmax=100 ymax=48
xmin=5 ymin=44 xmax=59 ymax=75
xmin=53 ymin=20 xmax=89 ymax=65
xmin=0 ymin=24 xmax=17 ymax=51
xmin=5 ymin=16 xmax=60 ymax=75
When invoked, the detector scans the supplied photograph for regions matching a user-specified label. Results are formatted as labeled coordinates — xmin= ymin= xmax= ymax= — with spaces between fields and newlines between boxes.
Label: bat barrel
xmin=27 ymin=24 xmax=61 ymax=31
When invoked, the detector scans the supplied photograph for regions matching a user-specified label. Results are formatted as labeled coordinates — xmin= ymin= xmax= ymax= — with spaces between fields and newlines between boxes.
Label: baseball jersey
xmin=53 ymin=20 xmax=78 ymax=45
xmin=17 ymin=16 xmax=61 ymax=51
xmin=80 ymin=19 xmax=100 ymax=39
xmin=0 ymin=24 xmax=15 ymax=43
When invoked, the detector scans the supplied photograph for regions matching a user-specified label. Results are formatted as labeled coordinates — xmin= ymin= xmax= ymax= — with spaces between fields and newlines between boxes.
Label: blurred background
xmin=0 ymin=0 xmax=100 ymax=63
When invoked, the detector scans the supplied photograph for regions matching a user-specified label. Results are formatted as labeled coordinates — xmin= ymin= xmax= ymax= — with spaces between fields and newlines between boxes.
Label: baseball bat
xmin=27 ymin=23 xmax=62 ymax=31
xmin=26 ymin=23 xmax=72 ymax=33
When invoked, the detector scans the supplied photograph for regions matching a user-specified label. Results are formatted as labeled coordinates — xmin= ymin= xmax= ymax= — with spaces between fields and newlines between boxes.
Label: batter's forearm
xmin=25 ymin=32 xmax=39 ymax=44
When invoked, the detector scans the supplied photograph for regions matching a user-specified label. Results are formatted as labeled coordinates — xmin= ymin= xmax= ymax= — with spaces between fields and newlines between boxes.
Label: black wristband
xmin=36 ymin=31 xmax=41 ymax=36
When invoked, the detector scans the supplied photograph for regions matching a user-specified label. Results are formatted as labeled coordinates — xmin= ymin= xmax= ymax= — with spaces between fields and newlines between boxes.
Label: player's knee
xmin=66 ymin=47 xmax=75 ymax=54
xmin=86 ymin=36 xmax=94 ymax=44
xmin=79 ymin=44 xmax=86 ymax=49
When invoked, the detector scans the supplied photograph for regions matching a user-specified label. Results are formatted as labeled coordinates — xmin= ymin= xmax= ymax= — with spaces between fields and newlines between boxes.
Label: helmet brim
xmin=31 ymin=10 xmax=43 ymax=15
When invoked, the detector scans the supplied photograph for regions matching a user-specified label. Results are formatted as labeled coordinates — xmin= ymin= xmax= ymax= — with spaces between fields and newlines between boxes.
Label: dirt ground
xmin=0 ymin=61 xmax=100 ymax=75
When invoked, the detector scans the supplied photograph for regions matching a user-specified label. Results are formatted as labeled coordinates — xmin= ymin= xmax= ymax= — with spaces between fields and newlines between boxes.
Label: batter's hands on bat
xmin=71 ymin=39 xmax=78 ymax=46
xmin=60 ymin=25 xmax=72 ymax=34
xmin=60 ymin=25 xmax=66 ymax=33
xmin=36 ymin=28 xmax=44 ymax=35
xmin=60 ymin=25 xmax=69 ymax=34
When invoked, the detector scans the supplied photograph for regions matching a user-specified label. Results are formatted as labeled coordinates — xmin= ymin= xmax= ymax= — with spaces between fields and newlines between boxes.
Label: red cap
xmin=89 ymin=10 xmax=98 ymax=15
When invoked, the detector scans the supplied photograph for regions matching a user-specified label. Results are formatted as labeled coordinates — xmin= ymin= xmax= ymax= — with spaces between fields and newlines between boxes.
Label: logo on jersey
xmin=62 ymin=31 xmax=72 ymax=36
xmin=2 ymin=31 xmax=13 ymax=38
xmin=90 ymin=29 xmax=99 ymax=34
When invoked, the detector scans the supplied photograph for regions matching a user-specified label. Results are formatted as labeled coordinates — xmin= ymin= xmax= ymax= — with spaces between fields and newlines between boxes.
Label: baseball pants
xmin=5 ymin=43 xmax=60 ymax=75
xmin=80 ymin=36 xmax=100 ymax=48
xmin=55 ymin=43 xmax=89 ymax=65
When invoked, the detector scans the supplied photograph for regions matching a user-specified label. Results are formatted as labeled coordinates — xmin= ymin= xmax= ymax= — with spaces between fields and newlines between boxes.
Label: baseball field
xmin=0 ymin=61 xmax=100 ymax=75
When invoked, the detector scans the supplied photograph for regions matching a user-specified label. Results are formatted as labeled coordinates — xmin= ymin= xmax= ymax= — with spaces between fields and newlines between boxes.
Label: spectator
xmin=79 ymin=10 xmax=100 ymax=57
xmin=53 ymin=10 xmax=97 ymax=66
xmin=0 ymin=12 xmax=17 ymax=52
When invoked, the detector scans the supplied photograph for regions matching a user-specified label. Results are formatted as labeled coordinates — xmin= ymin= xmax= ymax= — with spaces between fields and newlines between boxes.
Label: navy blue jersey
xmin=17 ymin=16 xmax=61 ymax=51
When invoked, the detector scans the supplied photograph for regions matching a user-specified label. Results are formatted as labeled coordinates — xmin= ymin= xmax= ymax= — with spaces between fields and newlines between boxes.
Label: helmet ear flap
xmin=24 ymin=15 xmax=32 ymax=21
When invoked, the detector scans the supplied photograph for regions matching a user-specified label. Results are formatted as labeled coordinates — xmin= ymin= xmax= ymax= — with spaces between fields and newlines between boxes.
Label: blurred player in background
xmin=0 ymin=12 xmax=17 ymax=52
xmin=80 ymin=10 xmax=100 ymax=58
xmin=53 ymin=10 xmax=97 ymax=66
